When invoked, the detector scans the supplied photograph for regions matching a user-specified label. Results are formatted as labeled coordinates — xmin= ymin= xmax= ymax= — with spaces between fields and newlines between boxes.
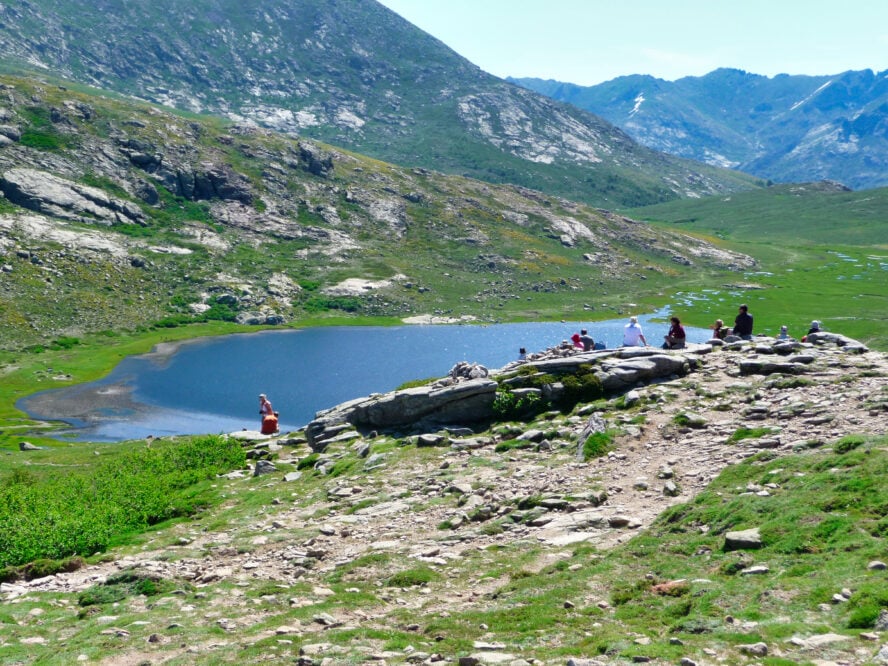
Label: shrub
xmin=583 ymin=430 xmax=615 ymax=460
xmin=78 ymin=570 xmax=179 ymax=607
xmin=50 ymin=336 xmax=81 ymax=350
xmin=559 ymin=370 xmax=604 ymax=408
xmin=727 ymin=427 xmax=773 ymax=443
xmin=847 ymin=603 xmax=880 ymax=629
xmin=304 ymin=296 xmax=362 ymax=313
xmin=834 ymin=435 xmax=866 ymax=454
xmin=492 ymin=390 xmax=543 ymax=421
xmin=297 ymin=453 xmax=320 ymax=470
xmin=19 ymin=129 xmax=67 ymax=150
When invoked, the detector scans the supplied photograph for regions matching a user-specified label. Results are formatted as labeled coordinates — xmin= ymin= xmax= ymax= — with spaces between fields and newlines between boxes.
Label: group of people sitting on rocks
xmin=708 ymin=303 xmax=755 ymax=342
xmin=569 ymin=328 xmax=605 ymax=351
xmin=554 ymin=304 xmax=827 ymax=356
xmin=621 ymin=314 xmax=687 ymax=349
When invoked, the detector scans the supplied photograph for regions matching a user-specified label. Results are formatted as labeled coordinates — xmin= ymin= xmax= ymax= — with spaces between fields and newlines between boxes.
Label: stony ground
xmin=3 ymin=337 xmax=887 ymax=665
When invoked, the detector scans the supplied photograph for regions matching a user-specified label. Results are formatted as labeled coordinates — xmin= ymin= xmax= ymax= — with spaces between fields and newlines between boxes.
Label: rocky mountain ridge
xmin=0 ymin=0 xmax=759 ymax=207
xmin=511 ymin=68 xmax=888 ymax=190
xmin=4 ymin=332 xmax=887 ymax=664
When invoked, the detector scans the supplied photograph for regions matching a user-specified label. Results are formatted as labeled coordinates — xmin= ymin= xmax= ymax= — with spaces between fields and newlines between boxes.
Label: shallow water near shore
xmin=19 ymin=311 xmax=712 ymax=442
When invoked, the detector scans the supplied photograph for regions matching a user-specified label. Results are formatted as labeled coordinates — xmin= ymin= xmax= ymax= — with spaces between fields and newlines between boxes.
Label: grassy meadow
xmin=625 ymin=183 xmax=888 ymax=348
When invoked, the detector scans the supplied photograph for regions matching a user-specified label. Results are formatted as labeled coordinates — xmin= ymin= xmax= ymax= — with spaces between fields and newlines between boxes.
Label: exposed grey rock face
xmin=724 ymin=528 xmax=762 ymax=550
xmin=0 ymin=168 xmax=146 ymax=225
xmin=253 ymin=460 xmax=277 ymax=477
xmin=808 ymin=330 xmax=869 ymax=353
xmin=305 ymin=349 xmax=699 ymax=446
xmin=597 ymin=353 xmax=689 ymax=391
xmin=306 ymin=378 xmax=498 ymax=446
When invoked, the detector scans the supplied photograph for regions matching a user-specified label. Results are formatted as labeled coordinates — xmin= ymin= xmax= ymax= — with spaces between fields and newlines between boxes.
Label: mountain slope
xmin=0 ymin=74 xmax=755 ymax=349
xmin=0 ymin=0 xmax=759 ymax=207
xmin=511 ymin=68 xmax=888 ymax=190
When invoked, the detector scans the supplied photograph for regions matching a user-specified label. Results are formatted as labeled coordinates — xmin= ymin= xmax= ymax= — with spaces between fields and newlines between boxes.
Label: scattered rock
xmin=253 ymin=460 xmax=277 ymax=476
xmin=724 ymin=528 xmax=762 ymax=551
xmin=738 ymin=642 xmax=768 ymax=657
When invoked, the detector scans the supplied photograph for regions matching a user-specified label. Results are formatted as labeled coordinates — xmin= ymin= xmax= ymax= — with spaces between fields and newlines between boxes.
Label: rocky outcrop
xmin=808 ymin=330 xmax=869 ymax=353
xmin=155 ymin=164 xmax=254 ymax=204
xmin=298 ymin=142 xmax=334 ymax=178
xmin=302 ymin=331 xmax=878 ymax=452
xmin=305 ymin=349 xmax=698 ymax=446
xmin=306 ymin=377 xmax=498 ymax=447
xmin=0 ymin=168 xmax=146 ymax=226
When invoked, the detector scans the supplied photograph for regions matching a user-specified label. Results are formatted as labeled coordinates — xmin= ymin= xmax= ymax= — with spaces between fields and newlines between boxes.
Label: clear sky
xmin=375 ymin=0 xmax=888 ymax=86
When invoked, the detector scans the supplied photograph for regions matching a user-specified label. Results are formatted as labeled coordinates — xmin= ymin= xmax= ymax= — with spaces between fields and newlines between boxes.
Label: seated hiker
xmin=259 ymin=393 xmax=273 ymax=420
xmin=622 ymin=316 xmax=648 ymax=347
xmin=663 ymin=316 xmax=687 ymax=349
xmin=733 ymin=304 xmax=754 ymax=340
xmin=802 ymin=320 xmax=822 ymax=342
xmin=258 ymin=393 xmax=278 ymax=433
xmin=710 ymin=318 xmax=727 ymax=340
xmin=570 ymin=332 xmax=584 ymax=349
xmin=578 ymin=328 xmax=595 ymax=351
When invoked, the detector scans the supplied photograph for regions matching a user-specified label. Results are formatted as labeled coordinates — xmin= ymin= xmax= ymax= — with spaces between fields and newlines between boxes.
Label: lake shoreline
xmin=17 ymin=311 xmax=700 ymax=443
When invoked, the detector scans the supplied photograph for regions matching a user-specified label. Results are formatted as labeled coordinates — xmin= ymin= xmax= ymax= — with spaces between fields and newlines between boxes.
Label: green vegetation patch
xmin=582 ymin=429 xmax=616 ymax=460
xmin=78 ymin=569 xmax=182 ymax=607
xmin=0 ymin=435 xmax=245 ymax=569
xmin=727 ymin=427 xmax=775 ymax=443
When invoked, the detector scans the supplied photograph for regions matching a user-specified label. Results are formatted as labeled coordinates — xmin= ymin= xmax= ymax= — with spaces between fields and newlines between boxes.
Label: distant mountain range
xmin=0 ymin=0 xmax=758 ymax=208
xmin=510 ymin=68 xmax=888 ymax=190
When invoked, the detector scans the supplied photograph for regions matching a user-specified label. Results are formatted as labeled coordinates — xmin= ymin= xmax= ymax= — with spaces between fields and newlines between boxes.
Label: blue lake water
xmin=19 ymin=312 xmax=712 ymax=442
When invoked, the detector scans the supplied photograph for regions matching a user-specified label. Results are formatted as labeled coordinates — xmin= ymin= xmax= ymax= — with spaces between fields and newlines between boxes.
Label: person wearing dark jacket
xmin=663 ymin=316 xmax=687 ymax=349
xmin=733 ymin=304 xmax=754 ymax=340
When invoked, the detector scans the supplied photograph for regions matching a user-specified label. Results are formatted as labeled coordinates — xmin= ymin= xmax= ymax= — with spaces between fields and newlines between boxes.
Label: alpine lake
xmin=19 ymin=311 xmax=713 ymax=442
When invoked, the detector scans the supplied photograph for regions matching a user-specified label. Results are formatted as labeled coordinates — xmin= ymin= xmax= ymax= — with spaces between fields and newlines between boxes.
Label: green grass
xmin=0 ymin=435 xmax=245 ymax=569
xmin=625 ymin=185 xmax=888 ymax=349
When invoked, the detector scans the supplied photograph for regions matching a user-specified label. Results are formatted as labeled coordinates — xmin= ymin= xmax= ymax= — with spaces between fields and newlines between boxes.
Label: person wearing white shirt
xmin=622 ymin=316 xmax=648 ymax=347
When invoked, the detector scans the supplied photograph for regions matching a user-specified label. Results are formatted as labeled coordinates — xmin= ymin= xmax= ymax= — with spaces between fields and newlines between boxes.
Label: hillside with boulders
xmin=0 ymin=74 xmax=755 ymax=350
xmin=3 ymin=332 xmax=886 ymax=665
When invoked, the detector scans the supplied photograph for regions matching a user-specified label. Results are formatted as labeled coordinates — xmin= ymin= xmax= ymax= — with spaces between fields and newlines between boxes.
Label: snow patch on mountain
xmin=790 ymin=80 xmax=833 ymax=111
xmin=629 ymin=93 xmax=645 ymax=117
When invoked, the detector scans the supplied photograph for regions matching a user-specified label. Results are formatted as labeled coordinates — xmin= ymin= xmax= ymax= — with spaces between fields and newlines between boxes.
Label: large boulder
xmin=306 ymin=378 xmax=497 ymax=446
xmin=807 ymin=331 xmax=869 ymax=353
xmin=0 ymin=168 xmax=146 ymax=225
xmin=596 ymin=354 xmax=689 ymax=391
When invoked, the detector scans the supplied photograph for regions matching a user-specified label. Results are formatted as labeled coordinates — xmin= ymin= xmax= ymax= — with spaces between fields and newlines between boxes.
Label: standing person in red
xmin=258 ymin=393 xmax=274 ymax=430
xmin=663 ymin=316 xmax=687 ymax=349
